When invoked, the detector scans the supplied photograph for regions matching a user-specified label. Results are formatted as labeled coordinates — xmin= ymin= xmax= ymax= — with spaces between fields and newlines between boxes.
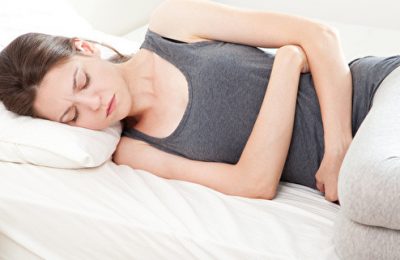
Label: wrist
xmin=324 ymin=142 xmax=351 ymax=160
xmin=324 ymin=131 xmax=352 ymax=154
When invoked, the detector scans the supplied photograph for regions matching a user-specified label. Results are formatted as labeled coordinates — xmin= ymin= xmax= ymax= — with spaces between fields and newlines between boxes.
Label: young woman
xmin=0 ymin=0 xmax=399 ymax=204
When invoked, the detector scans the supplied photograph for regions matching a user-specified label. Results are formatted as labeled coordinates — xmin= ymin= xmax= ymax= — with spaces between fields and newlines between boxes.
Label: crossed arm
xmin=150 ymin=0 xmax=353 ymax=201
xmin=114 ymin=0 xmax=353 ymax=201
xmin=234 ymin=46 xmax=306 ymax=199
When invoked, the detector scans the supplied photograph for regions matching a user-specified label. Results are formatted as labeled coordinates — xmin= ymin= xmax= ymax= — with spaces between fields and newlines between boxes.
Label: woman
xmin=0 ymin=0 xmax=399 ymax=203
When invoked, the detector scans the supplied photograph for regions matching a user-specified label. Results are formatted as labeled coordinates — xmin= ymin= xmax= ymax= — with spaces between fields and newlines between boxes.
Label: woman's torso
xmin=132 ymin=48 xmax=190 ymax=139
xmin=123 ymin=28 xmax=276 ymax=162
xmin=123 ymin=29 xmax=400 ymax=190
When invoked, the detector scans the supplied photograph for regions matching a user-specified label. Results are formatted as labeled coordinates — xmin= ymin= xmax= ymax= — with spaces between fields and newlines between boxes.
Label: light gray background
xmin=66 ymin=0 xmax=400 ymax=36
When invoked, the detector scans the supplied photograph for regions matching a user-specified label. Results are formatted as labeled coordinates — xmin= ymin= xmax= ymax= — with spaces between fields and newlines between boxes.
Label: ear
xmin=72 ymin=38 xmax=101 ymax=57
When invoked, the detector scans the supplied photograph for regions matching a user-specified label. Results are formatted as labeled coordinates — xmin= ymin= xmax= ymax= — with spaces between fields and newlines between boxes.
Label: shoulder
xmin=112 ymin=136 xmax=171 ymax=178
xmin=147 ymin=0 xmax=221 ymax=43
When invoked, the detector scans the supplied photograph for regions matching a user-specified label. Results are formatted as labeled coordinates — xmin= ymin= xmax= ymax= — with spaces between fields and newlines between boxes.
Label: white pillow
xmin=0 ymin=0 xmax=141 ymax=168
xmin=0 ymin=103 xmax=122 ymax=169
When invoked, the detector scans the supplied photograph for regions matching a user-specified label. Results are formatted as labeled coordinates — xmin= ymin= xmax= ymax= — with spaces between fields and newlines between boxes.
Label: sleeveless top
xmin=122 ymin=29 xmax=400 ymax=189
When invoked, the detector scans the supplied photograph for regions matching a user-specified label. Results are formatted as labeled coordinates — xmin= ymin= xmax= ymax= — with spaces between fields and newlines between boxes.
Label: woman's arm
xmin=235 ymin=45 xmax=306 ymax=199
xmin=150 ymin=0 xmax=353 ymax=200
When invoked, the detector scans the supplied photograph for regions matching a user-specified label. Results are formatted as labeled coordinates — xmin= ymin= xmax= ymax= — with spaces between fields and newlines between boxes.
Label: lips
xmin=106 ymin=94 xmax=115 ymax=117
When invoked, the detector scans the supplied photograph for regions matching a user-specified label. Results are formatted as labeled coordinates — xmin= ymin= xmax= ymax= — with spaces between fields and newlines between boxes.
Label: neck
xmin=120 ymin=49 xmax=157 ymax=121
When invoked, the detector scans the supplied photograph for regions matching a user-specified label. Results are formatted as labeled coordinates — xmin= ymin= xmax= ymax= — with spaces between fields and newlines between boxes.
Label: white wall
xmin=214 ymin=0 xmax=400 ymax=31
xmin=66 ymin=0 xmax=400 ymax=35
xmin=66 ymin=0 xmax=162 ymax=35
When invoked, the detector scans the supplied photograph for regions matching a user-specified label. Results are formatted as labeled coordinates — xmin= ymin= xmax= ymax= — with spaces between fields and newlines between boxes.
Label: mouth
xmin=106 ymin=94 xmax=116 ymax=117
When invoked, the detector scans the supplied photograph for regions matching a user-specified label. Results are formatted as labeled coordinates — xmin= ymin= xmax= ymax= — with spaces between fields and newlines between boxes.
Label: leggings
xmin=334 ymin=65 xmax=400 ymax=259
xmin=339 ymin=64 xmax=400 ymax=229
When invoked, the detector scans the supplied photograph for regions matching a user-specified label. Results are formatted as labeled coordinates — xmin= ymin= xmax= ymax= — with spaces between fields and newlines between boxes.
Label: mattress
xmin=0 ymin=161 xmax=339 ymax=259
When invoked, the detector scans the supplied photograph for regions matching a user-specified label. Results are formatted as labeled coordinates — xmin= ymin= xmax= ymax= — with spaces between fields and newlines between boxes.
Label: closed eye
xmin=71 ymin=72 xmax=91 ymax=123
xmin=82 ymin=72 xmax=91 ymax=90
xmin=71 ymin=106 xmax=79 ymax=122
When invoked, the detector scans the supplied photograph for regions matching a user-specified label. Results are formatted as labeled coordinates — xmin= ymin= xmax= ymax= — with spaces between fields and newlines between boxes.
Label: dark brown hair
xmin=0 ymin=32 xmax=131 ymax=118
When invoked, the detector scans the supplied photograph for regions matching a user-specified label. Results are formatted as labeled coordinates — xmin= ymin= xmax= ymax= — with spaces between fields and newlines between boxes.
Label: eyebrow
xmin=59 ymin=67 xmax=79 ymax=123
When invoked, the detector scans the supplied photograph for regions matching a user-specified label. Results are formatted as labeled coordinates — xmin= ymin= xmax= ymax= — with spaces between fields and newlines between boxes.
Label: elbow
xmin=320 ymin=25 xmax=340 ymax=47
xmin=234 ymin=164 xmax=278 ymax=200
xmin=318 ymin=23 xmax=340 ymax=40
xmin=312 ymin=21 xmax=340 ymax=41
xmin=248 ymin=181 xmax=277 ymax=200
xmin=303 ymin=23 xmax=341 ymax=50
xmin=235 ymin=167 xmax=278 ymax=200
xmin=256 ymin=187 xmax=277 ymax=200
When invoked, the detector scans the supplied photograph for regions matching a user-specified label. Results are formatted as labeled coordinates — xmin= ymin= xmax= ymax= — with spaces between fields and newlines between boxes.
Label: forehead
xmin=34 ymin=58 xmax=78 ymax=121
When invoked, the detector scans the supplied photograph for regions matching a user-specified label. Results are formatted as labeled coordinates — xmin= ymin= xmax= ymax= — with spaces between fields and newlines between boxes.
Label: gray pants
xmin=334 ymin=65 xmax=400 ymax=259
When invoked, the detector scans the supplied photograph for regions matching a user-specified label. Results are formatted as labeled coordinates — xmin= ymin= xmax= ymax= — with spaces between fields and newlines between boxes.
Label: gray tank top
xmin=123 ymin=29 xmax=400 ymax=189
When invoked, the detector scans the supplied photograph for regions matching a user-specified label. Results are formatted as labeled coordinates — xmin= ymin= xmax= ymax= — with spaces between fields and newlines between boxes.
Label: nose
xmin=74 ymin=94 xmax=101 ymax=111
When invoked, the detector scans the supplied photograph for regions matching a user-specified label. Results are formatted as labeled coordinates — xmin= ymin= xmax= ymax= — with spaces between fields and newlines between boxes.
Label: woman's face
xmin=34 ymin=53 xmax=132 ymax=130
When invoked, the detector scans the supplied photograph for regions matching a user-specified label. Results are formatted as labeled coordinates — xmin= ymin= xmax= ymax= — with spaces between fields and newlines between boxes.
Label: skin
xmin=34 ymin=39 xmax=158 ymax=131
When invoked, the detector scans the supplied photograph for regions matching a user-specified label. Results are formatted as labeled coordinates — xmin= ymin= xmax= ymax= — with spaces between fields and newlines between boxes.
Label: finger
xmin=325 ymin=179 xmax=338 ymax=202
xmin=324 ymin=184 xmax=338 ymax=202
xmin=316 ymin=181 xmax=325 ymax=193
xmin=325 ymin=192 xmax=338 ymax=202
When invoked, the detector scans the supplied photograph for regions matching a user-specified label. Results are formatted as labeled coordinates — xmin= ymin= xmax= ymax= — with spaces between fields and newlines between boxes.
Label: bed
xmin=0 ymin=0 xmax=399 ymax=259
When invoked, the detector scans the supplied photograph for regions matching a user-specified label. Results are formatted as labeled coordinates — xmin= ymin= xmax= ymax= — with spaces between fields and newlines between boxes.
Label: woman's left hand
xmin=315 ymin=153 xmax=346 ymax=203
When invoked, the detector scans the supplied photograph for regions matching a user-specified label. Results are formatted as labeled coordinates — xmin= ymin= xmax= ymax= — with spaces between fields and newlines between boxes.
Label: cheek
xmin=78 ymin=116 xmax=108 ymax=130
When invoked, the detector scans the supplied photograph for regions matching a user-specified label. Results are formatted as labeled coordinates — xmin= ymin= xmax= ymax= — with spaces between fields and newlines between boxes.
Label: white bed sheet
xmin=2 ymin=17 xmax=400 ymax=260
xmin=0 ymin=161 xmax=339 ymax=260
